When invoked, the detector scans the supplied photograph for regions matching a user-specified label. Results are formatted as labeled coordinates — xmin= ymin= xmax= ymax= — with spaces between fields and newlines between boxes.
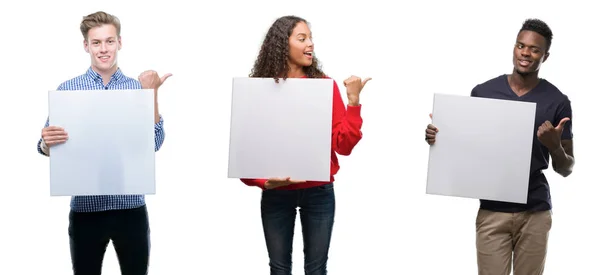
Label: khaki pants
xmin=476 ymin=209 xmax=552 ymax=275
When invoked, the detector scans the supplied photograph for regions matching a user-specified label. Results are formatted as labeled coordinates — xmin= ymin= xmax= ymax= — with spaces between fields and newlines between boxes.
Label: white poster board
xmin=228 ymin=77 xmax=333 ymax=182
xmin=426 ymin=93 xmax=536 ymax=204
xmin=48 ymin=89 xmax=156 ymax=196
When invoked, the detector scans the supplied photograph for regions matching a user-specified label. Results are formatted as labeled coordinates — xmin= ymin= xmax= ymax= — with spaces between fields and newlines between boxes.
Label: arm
xmin=550 ymin=99 xmax=574 ymax=177
xmin=38 ymin=111 xmax=165 ymax=154
xmin=139 ymin=71 xmax=170 ymax=152
xmin=332 ymin=80 xmax=363 ymax=156
xmin=137 ymin=70 xmax=170 ymax=145
xmin=154 ymin=115 xmax=165 ymax=151
xmin=240 ymin=178 xmax=267 ymax=190
xmin=470 ymin=85 xmax=479 ymax=97
xmin=550 ymin=140 xmax=574 ymax=177
xmin=37 ymin=117 xmax=50 ymax=156
xmin=151 ymin=76 xmax=164 ymax=151
xmin=154 ymin=88 xmax=161 ymax=124
xmin=38 ymin=83 xmax=64 ymax=156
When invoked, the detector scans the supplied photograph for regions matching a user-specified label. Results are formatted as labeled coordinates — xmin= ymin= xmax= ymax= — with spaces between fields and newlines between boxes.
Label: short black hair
xmin=519 ymin=18 xmax=553 ymax=52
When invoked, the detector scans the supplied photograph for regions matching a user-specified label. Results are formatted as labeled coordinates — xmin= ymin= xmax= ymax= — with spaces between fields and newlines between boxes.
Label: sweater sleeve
xmin=470 ymin=85 xmax=479 ymax=97
xmin=331 ymin=80 xmax=363 ymax=156
xmin=240 ymin=178 xmax=267 ymax=189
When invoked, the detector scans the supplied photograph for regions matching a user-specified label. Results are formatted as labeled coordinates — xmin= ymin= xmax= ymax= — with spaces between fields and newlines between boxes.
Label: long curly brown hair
xmin=250 ymin=15 xmax=326 ymax=82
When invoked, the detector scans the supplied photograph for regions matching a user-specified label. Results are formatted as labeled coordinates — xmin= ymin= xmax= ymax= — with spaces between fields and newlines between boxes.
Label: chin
xmin=96 ymin=63 xmax=114 ymax=70
xmin=515 ymin=68 xmax=532 ymax=76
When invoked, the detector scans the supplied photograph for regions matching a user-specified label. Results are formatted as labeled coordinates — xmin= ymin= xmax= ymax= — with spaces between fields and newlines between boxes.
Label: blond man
xmin=38 ymin=11 xmax=171 ymax=275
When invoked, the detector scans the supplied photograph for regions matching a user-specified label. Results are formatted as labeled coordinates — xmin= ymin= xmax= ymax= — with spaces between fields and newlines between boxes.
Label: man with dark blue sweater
xmin=425 ymin=19 xmax=574 ymax=275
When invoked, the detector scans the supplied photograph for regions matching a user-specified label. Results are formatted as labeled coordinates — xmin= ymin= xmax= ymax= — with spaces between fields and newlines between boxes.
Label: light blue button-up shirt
xmin=37 ymin=67 xmax=165 ymax=212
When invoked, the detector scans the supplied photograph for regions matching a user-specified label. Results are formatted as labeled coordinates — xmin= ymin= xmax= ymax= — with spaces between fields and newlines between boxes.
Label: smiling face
xmin=287 ymin=21 xmax=314 ymax=69
xmin=513 ymin=30 xmax=549 ymax=75
xmin=84 ymin=24 xmax=121 ymax=75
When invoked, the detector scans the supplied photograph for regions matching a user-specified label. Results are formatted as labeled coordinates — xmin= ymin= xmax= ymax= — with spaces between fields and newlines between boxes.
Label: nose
xmin=100 ymin=42 xmax=108 ymax=52
xmin=307 ymin=38 xmax=314 ymax=47
xmin=520 ymin=47 xmax=531 ymax=57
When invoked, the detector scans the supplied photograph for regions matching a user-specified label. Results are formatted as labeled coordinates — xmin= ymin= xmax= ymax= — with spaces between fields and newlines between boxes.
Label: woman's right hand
xmin=42 ymin=126 xmax=69 ymax=146
xmin=265 ymin=177 xmax=306 ymax=189
xmin=344 ymin=75 xmax=371 ymax=107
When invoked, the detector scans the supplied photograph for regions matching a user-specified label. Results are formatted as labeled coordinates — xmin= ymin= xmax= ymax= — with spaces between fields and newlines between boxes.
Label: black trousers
xmin=68 ymin=205 xmax=150 ymax=275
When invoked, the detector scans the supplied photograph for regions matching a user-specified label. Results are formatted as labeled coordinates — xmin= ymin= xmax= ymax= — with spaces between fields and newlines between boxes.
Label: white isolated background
xmin=0 ymin=0 xmax=597 ymax=274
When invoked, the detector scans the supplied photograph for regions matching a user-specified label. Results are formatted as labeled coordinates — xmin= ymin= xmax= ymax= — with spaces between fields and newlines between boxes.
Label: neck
xmin=286 ymin=63 xmax=305 ymax=78
xmin=92 ymin=65 xmax=118 ymax=86
xmin=509 ymin=68 xmax=540 ymax=91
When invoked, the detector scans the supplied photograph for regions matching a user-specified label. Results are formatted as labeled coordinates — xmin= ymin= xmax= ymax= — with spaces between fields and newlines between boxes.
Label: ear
xmin=83 ymin=39 xmax=89 ymax=53
xmin=542 ymin=51 xmax=550 ymax=63
xmin=117 ymin=36 xmax=122 ymax=50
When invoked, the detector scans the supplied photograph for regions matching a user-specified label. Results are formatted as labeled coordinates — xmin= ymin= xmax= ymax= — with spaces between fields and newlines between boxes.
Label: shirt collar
xmin=86 ymin=67 xmax=125 ymax=84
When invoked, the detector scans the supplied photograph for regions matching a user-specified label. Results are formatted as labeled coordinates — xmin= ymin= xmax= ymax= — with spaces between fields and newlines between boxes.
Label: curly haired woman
xmin=240 ymin=15 xmax=371 ymax=275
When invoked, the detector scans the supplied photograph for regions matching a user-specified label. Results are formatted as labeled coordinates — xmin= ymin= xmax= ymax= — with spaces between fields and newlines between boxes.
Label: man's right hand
xmin=42 ymin=126 xmax=69 ymax=146
xmin=265 ymin=177 xmax=306 ymax=189
xmin=425 ymin=113 xmax=438 ymax=145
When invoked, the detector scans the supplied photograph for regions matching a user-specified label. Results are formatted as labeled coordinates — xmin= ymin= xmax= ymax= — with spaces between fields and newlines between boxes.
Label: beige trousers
xmin=476 ymin=209 xmax=552 ymax=275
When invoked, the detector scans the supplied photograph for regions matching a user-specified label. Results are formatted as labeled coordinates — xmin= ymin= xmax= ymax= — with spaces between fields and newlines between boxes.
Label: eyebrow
xmin=516 ymin=41 xmax=542 ymax=50
xmin=90 ymin=37 xmax=116 ymax=41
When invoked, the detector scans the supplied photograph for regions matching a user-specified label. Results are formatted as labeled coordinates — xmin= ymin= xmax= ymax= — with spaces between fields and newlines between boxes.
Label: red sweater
xmin=240 ymin=77 xmax=363 ymax=190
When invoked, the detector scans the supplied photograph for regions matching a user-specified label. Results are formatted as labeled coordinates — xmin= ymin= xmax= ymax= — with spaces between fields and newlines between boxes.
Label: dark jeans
xmin=261 ymin=183 xmax=336 ymax=275
xmin=68 ymin=205 xmax=150 ymax=275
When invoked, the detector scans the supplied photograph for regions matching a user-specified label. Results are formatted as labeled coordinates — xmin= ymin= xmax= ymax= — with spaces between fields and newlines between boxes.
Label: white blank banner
xmin=228 ymin=77 xmax=333 ymax=182
xmin=426 ymin=93 xmax=536 ymax=204
xmin=48 ymin=89 xmax=156 ymax=196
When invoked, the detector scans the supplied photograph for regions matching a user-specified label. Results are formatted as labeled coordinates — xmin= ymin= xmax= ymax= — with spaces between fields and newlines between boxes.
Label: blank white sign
xmin=48 ymin=89 xmax=156 ymax=196
xmin=426 ymin=93 xmax=536 ymax=204
xmin=228 ymin=77 xmax=333 ymax=182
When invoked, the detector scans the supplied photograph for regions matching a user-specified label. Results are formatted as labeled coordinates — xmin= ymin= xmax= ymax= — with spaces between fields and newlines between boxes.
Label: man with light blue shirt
xmin=37 ymin=11 xmax=171 ymax=275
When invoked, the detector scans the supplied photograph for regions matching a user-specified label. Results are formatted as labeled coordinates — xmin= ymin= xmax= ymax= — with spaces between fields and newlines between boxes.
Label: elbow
xmin=334 ymin=143 xmax=360 ymax=156
xmin=557 ymin=169 xmax=572 ymax=178
xmin=333 ymin=135 xmax=362 ymax=156
xmin=154 ymin=131 xmax=165 ymax=152
xmin=155 ymin=142 xmax=164 ymax=152
xmin=154 ymin=140 xmax=164 ymax=152
xmin=554 ymin=162 xmax=574 ymax=178
xmin=335 ymin=148 xmax=352 ymax=156
xmin=333 ymin=143 xmax=354 ymax=156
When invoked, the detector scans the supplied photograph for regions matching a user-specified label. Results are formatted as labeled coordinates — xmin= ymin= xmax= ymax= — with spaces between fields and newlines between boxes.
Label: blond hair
xmin=80 ymin=11 xmax=121 ymax=40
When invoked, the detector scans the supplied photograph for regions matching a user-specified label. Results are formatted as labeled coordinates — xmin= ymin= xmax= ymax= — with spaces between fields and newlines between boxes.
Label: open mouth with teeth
xmin=304 ymin=52 xmax=313 ymax=57
xmin=518 ymin=59 xmax=532 ymax=66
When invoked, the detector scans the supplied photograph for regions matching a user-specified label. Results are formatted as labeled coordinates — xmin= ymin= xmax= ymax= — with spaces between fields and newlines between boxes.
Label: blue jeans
xmin=261 ymin=183 xmax=336 ymax=275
